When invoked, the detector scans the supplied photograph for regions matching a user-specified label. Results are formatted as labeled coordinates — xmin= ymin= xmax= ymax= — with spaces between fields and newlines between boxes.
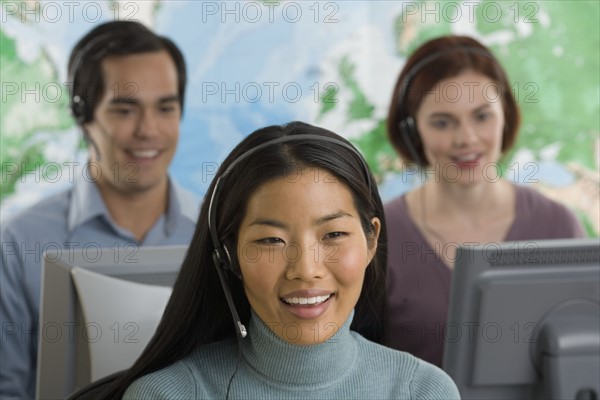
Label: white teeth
xmin=283 ymin=294 xmax=331 ymax=305
xmin=457 ymin=153 xmax=478 ymax=161
xmin=130 ymin=150 xmax=159 ymax=159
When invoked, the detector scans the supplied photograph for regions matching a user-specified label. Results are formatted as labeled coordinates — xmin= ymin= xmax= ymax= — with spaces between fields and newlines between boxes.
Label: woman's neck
xmin=241 ymin=311 xmax=356 ymax=387
xmin=406 ymin=179 xmax=517 ymax=268
xmin=424 ymin=178 xmax=512 ymax=222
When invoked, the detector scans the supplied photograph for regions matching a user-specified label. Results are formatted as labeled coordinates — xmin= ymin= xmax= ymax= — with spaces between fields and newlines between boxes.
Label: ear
xmin=366 ymin=217 xmax=381 ymax=263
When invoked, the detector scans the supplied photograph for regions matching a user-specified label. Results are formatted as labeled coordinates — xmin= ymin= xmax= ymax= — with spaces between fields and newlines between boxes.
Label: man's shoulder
xmin=170 ymin=180 xmax=201 ymax=221
xmin=1 ymin=190 xmax=71 ymax=239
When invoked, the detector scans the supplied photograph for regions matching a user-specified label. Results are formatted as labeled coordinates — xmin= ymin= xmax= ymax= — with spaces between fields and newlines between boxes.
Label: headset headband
xmin=397 ymin=46 xmax=498 ymax=120
xmin=395 ymin=46 xmax=502 ymax=166
xmin=207 ymin=132 xmax=374 ymax=340
xmin=69 ymin=33 xmax=123 ymax=125
xmin=208 ymin=133 xmax=373 ymax=266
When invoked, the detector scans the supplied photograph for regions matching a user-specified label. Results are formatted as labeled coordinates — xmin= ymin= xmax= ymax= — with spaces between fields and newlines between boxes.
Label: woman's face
xmin=415 ymin=70 xmax=505 ymax=186
xmin=237 ymin=167 xmax=380 ymax=345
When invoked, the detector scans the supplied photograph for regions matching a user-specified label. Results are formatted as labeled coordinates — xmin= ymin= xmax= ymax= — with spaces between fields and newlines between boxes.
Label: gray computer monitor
xmin=443 ymin=238 xmax=600 ymax=400
xmin=36 ymin=245 xmax=188 ymax=400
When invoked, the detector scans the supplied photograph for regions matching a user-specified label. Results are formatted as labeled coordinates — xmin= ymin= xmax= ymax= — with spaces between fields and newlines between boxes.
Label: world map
xmin=1 ymin=0 xmax=598 ymax=236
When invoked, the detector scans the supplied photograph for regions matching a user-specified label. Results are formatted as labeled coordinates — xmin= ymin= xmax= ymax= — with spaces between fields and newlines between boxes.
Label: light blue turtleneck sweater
xmin=123 ymin=312 xmax=460 ymax=399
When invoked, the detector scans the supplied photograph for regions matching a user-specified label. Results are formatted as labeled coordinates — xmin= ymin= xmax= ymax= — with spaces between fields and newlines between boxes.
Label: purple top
xmin=383 ymin=184 xmax=586 ymax=367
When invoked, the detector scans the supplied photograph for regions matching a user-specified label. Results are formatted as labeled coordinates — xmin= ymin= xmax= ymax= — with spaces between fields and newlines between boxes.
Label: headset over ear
xmin=68 ymin=33 xmax=119 ymax=126
xmin=396 ymin=78 xmax=423 ymax=165
xmin=398 ymin=116 xmax=422 ymax=167
xmin=208 ymin=134 xmax=374 ymax=276
xmin=68 ymin=43 xmax=95 ymax=126
xmin=394 ymin=50 xmax=446 ymax=166
xmin=394 ymin=46 xmax=500 ymax=167
xmin=68 ymin=34 xmax=124 ymax=163
xmin=70 ymin=95 xmax=87 ymax=126
xmin=207 ymin=133 xmax=375 ymax=339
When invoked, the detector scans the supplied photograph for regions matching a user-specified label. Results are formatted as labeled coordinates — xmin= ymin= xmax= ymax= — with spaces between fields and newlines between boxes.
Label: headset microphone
xmin=208 ymin=175 xmax=247 ymax=339
xmin=212 ymin=250 xmax=247 ymax=339
xmin=81 ymin=125 xmax=102 ymax=162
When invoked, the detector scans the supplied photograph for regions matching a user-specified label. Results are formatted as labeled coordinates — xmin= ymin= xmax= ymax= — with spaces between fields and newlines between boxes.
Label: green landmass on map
xmin=0 ymin=29 xmax=74 ymax=201
xmin=347 ymin=0 xmax=599 ymax=174
xmin=317 ymin=0 xmax=599 ymax=235
xmin=491 ymin=1 xmax=599 ymax=170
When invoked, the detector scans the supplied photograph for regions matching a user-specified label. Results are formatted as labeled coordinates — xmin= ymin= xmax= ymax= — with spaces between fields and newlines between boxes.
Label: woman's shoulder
xmin=122 ymin=339 xmax=238 ymax=400
xmin=383 ymin=193 xmax=408 ymax=216
xmin=383 ymin=193 xmax=416 ymax=236
xmin=352 ymin=333 xmax=460 ymax=399
xmin=513 ymin=184 xmax=585 ymax=238
xmin=186 ymin=337 xmax=238 ymax=367
xmin=122 ymin=360 xmax=196 ymax=400
xmin=515 ymin=184 xmax=577 ymax=216
xmin=407 ymin=357 xmax=461 ymax=399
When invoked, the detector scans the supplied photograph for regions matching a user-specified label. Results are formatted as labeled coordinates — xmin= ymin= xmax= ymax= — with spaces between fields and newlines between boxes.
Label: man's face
xmin=84 ymin=50 xmax=181 ymax=195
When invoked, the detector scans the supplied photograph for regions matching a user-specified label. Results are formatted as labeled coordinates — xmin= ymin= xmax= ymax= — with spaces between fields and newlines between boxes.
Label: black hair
xmin=68 ymin=20 xmax=186 ymax=125
xmin=101 ymin=121 xmax=387 ymax=399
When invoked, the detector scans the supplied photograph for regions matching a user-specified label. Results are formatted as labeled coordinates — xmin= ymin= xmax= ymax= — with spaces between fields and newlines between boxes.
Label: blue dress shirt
xmin=0 ymin=175 xmax=200 ymax=399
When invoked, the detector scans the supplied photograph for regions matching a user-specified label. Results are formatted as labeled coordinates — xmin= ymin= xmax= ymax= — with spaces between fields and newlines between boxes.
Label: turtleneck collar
xmin=241 ymin=310 xmax=358 ymax=388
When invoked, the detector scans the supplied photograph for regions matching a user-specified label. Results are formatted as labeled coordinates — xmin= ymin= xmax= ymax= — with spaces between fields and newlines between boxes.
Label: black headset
xmin=207 ymin=133 xmax=375 ymax=339
xmin=395 ymin=46 xmax=500 ymax=166
xmin=68 ymin=33 xmax=120 ymax=126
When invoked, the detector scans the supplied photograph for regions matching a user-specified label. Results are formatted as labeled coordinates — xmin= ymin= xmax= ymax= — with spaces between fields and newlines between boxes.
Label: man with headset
xmin=0 ymin=21 xmax=199 ymax=398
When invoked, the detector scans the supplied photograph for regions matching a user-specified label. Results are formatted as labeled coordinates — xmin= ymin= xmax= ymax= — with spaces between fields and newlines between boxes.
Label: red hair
xmin=387 ymin=35 xmax=521 ymax=166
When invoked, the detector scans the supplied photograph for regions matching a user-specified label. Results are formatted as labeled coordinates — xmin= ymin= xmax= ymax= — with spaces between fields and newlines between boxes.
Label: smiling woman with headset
xmin=99 ymin=121 xmax=460 ymax=399
xmin=384 ymin=35 xmax=586 ymax=367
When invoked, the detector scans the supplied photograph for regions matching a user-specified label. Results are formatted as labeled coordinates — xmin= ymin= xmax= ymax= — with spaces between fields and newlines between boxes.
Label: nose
xmin=453 ymin=121 xmax=478 ymax=147
xmin=284 ymin=242 xmax=326 ymax=281
xmin=135 ymin=108 xmax=160 ymax=139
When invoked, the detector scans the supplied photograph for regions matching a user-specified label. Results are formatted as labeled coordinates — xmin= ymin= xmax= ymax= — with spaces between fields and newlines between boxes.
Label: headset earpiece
xmin=398 ymin=116 xmax=423 ymax=165
xmin=395 ymin=46 xmax=500 ymax=167
xmin=212 ymin=242 xmax=241 ymax=280
xmin=70 ymin=95 xmax=87 ymax=125
xmin=68 ymin=33 xmax=117 ymax=127
xmin=399 ymin=116 xmax=418 ymax=144
xmin=207 ymin=133 xmax=375 ymax=340
xmin=222 ymin=245 xmax=241 ymax=279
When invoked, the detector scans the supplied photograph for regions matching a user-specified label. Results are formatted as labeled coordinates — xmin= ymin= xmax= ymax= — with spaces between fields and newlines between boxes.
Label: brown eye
xmin=257 ymin=237 xmax=284 ymax=245
xmin=431 ymin=119 xmax=450 ymax=130
xmin=323 ymin=232 xmax=348 ymax=240
xmin=109 ymin=105 xmax=136 ymax=116
xmin=160 ymin=105 xmax=177 ymax=113
xmin=476 ymin=112 xmax=491 ymax=122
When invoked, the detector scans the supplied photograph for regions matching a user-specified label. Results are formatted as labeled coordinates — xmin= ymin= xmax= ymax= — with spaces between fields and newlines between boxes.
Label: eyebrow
xmin=108 ymin=95 xmax=180 ymax=105
xmin=248 ymin=211 xmax=354 ymax=229
xmin=429 ymin=103 xmax=491 ymax=118
xmin=248 ymin=218 xmax=288 ymax=229
xmin=314 ymin=211 xmax=353 ymax=225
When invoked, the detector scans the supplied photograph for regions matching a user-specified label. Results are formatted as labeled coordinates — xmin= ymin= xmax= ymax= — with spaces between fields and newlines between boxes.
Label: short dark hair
xmin=101 ymin=121 xmax=388 ymax=399
xmin=387 ymin=35 xmax=521 ymax=166
xmin=68 ymin=20 xmax=186 ymax=125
